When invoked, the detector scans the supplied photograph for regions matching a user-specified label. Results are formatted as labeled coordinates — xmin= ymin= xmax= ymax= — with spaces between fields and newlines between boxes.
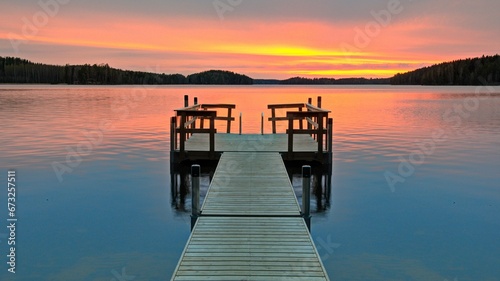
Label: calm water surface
xmin=0 ymin=85 xmax=499 ymax=281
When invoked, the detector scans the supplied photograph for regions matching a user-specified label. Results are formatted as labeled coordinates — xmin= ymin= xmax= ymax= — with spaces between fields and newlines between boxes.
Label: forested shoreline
xmin=391 ymin=55 xmax=500 ymax=85
xmin=2 ymin=55 xmax=499 ymax=85
xmin=0 ymin=57 xmax=252 ymax=85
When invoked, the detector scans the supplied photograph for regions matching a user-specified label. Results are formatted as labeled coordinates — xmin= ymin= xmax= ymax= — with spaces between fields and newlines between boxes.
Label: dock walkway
xmin=171 ymin=152 xmax=330 ymax=280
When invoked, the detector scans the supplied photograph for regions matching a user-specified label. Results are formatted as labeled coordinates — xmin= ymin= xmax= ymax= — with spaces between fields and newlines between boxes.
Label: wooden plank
xmin=267 ymin=103 xmax=305 ymax=109
xmin=175 ymin=104 xmax=201 ymax=111
xmin=172 ymin=217 xmax=329 ymax=281
xmin=183 ymin=133 xmax=319 ymax=153
xmin=176 ymin=110 xmax=217 ymax=117
xmin=174 ymin=277 xmax=328 ymax=281
xmin=202 ymin=104 xmax=236 ymax=109
xmin=306 ymin=103 xmax=330 ymax=113
xmin=201 ymin=152 xmax=300 ymax=216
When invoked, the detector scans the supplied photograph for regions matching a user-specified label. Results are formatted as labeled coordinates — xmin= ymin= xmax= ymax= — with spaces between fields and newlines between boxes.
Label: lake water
xmin=0 ymin=85 xmax=499 ymax=281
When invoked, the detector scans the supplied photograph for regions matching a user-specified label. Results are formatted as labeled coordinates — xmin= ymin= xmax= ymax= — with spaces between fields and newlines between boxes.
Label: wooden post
xmin=191 ymin=164 xmax=201 ymax=231
xmin=299 ymin=106 xmax=303 ymax=130
xmin=328 ymin=118 xmax=333 ymax=153
xmin=261 ymin=112 xmax=264 ymax=135
xmin=288 ymin=114 xmax=294 ymax=157
xmin=170 ymin=116 xmax=176 ymax=151
xmin=227 ymin=107 xmax=232 ymax=133
xmin=193 ymin=97 xmax=198 ymax=131
xmin=239 ymin=112 xmax=242 ymax=135
xmin=209 ymin=116 xmax=215 ymax=155
xmin=307 ymin=99 xmax=312 ymax=134
xmin=317 ymin=113 xmax=324 ymax=153
xmin=179 ymin=113 xmax=186 ymax=153
xmin=184 ymin=95 xmax=189 ymax=107
xmin=190 ymin=102 xmax=196 ymax=136
xmin=302 ymin=165 xmax=311 ymax=231
xmin=271 ymin=108 xmax=277 ymax=134
xmin=316 ymin=97 xmax=322 ymax=143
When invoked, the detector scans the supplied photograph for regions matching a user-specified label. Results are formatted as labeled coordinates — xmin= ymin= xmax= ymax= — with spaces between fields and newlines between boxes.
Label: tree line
xmin=3 ymin=55 xmax=499 ymax=86
xmin=391 ymin=55 xmax=500 ymax=85
xmin=0 ymin=57 xmax=252 ymax=85
xmin=275 ymin=77 xmax=389 ymax=85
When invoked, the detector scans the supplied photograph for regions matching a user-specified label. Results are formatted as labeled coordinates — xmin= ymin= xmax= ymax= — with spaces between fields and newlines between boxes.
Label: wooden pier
xmin=170 ymin=96 xmax=332 ymax=280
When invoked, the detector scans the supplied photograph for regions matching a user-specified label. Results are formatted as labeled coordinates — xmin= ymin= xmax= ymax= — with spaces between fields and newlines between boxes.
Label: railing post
xmin=179 ymin=113 xmax=186 ymax=153
xmin=209 ymin=115 xmax=215 ymax=155
xmin=239 ymin=112 xmax=242 ymax=135
xmin=298 ymin=107 xmax=303 ymax=130
xmin=271 ymin=108 xmax=277 ymax=134
xmin=288 ymin=113 xmax=293 ymax=157
xmin=302 ymin=165 xmax=311 ymax=231
xmin=307 ymin=99 xmax=312 ymax=134
xmin=317 ymin=113 xmax=324 ymax=153
xmin=184 ymin=95 xmax=189 ymax=107
xmin=227 ymin=107 xmax=232 ymax=133
xmin=191 ymin=164 xmax=201 ymax=231
xmin=261 ymin=112 xmax=264 ymax=135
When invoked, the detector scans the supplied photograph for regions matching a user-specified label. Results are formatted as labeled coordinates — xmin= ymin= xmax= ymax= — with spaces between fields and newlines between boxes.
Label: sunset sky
xmin=1 ymin=0 xmax=499 ymax=79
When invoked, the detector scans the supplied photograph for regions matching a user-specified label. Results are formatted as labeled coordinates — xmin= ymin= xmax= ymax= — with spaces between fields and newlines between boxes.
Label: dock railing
xmin=268 ymin=97 xmax=333 ymax=156
xmin=171 ymin=103 xmax=236 ymax=155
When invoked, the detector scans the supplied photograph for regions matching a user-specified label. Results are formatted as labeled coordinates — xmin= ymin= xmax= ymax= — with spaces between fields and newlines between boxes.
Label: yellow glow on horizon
xmin=288 ymin=69 xmax=407 ymax=77
xmin=211 ymin=44 xmax=368 ymax=58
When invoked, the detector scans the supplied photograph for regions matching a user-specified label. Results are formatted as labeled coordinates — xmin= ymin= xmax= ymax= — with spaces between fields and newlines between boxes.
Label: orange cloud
xmin=0 ymin=6 xmax=495 ymax=79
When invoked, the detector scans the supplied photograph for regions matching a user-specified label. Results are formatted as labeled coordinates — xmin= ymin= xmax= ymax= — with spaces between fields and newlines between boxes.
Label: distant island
xmin=254 ymin=77 xmax=390 ymax=85
xmin=1 ymin=55 xmax=499 ymax=85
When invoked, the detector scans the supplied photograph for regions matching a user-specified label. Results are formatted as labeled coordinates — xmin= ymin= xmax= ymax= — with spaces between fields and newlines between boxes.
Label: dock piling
xmin=328 ymin=118 xmax=333 ymax=153
xmin=239 ymin=112 xmax=242 ymax=135
xmin=184 ymin=95 xmax=189 ymax=107
xmin=170 ymin=116 xmax=176 ymax=152
xmin=191 ymin=164 xmax=201 ymax=230
xmin=302 ymin=165 xmax=312 ymax=231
